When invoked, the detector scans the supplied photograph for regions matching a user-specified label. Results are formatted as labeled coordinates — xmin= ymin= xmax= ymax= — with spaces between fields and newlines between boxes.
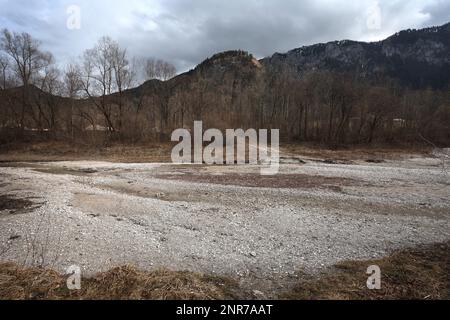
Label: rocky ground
xmin=0 ymin=152 xmax=449 ymax=298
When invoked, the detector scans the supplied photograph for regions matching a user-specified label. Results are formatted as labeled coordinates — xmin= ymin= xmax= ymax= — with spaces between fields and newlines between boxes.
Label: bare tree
xmin=1 ymin=29 xmax=52 ymax=86
xmin=31 ymin=60 xmax=62 ymax=132
xmin=159 ymin=60 xmax=177 ymax=81
xmin=364 ymin=86 xmax=394 ymax=143
xmin=0 ymin=53 xmax=8 ymax=89
xmin=64 ymin=64 xmax=81 ymax=139
xmin=64 ymin=64 xmax=81 ymax=98
xmin=145 ymin=57 xmax=176 ymax=81
xmin=80 ymin=37 xmax=135 ymax=134
xmin=1 ymin=29 xmax=53 ymax=129
xmin=110 ymin=41 xmax=134 ymax=131
xmin=80 ymin=37 xmax=117 ymax=132
xmin=145 ymin=57 xmax=157 ymax=80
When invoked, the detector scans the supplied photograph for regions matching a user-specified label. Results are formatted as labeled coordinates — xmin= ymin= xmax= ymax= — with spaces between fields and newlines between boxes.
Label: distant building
xmin=85 ymin=124 xmax=111 ymax=132
xmin=393 ymin=119 xmax=406 ymax=128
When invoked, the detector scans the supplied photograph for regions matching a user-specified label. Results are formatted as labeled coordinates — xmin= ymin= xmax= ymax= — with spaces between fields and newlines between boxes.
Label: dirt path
xmin=0 ymin=156 xmax=449 ymax=297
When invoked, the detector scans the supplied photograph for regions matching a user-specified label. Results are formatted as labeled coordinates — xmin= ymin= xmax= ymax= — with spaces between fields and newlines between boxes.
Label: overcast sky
xmin=0 ymin=0 xmax=449 ymax=72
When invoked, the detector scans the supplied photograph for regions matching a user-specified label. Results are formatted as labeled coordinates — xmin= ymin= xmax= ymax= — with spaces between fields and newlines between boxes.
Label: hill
xmin=261 ymin=23 xmax=450 ymax=89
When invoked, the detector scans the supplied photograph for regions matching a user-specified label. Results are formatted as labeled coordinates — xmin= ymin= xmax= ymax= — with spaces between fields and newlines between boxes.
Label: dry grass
xmin=0 ymin=243 xmax=448 ymax=300
xmin=0 ymin=141 xmax=433 ymax=163
xmin=283 ymin=242 xmax=450 ymax=300
xmin=0 ymin=264 xmax=242 ymax=300
xmin=281 ymin=143 xmax=432 ymax=161
xmin=0 ymin=141 xmax=174 ymax=163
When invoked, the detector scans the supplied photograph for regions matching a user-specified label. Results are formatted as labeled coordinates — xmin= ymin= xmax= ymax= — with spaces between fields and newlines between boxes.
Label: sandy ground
xmin=0 ymin=154 xmax=449 ymax=297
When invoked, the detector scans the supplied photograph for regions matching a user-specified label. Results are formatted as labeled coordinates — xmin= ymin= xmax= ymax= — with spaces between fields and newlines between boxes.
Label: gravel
xmin=0 ymin=157 xmax=449 ymax=294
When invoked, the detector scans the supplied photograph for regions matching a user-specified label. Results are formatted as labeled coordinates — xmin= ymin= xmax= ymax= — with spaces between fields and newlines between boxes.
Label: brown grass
xmin=0 ymin=265 xmax=242 ymax=300
xmin=0 ymin=242 xmax=448 ymax=300
xmin=0 ymin=141 xmax=174 ymax=163
xmin=0 ymin=141 xmax=433 ymax=163
xmin=281 ymin=144 xmax=432 ymax=161
xmin=283 ymin=242 xmax=450 ymax=300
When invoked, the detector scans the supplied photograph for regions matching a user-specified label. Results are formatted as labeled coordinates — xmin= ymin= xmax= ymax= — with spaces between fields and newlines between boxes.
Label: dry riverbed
xmin=0 ymin=152 xmax=449 ymax=298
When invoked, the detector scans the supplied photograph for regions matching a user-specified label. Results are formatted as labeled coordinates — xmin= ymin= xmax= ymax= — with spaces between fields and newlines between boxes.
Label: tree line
xmin=0 ymin=29 xmax=448 ymax=147
xmin=0 ymin=29 xmax=176 ymax=143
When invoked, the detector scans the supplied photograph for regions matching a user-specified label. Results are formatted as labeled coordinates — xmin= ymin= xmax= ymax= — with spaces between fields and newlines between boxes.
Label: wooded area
xmin=0 ymin=29 xmax=449 ymax=148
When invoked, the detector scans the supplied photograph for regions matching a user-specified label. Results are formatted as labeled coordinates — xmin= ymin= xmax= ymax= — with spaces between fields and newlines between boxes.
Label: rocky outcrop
xmin=261 ymin=23 xmax=450 ymax=89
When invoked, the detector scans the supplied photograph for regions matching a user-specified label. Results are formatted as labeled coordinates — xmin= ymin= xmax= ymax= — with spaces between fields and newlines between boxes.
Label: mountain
xmin=1 ymin=23 xmax=449 ymax=145
xmin=126 ymin=22 xmax=450 ymax=100
xmin=261 ymin=22 xmax=450 ymax=89
xmin=114 ymin=25 xmax=449 ymax=142
xmin=121 ymin=50 xmax=265 ymax=130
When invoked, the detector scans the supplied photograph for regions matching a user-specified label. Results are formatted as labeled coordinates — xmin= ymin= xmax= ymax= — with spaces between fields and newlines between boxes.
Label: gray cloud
xmin=0 ymin=0 xmax=449 ymax=72
xmin=421 ymin=0 xmax=450 ymax=26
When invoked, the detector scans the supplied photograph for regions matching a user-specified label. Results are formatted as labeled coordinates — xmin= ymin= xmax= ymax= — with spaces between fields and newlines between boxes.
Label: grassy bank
xmin=1 ymin=242 xmax=448 ymax=300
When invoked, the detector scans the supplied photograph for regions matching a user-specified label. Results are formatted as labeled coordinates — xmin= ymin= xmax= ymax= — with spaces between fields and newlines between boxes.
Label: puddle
xmin=33 ymin=167 xmax=98 ymax=176
xmin=0 ymin=195 xmax=40 ymax=215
